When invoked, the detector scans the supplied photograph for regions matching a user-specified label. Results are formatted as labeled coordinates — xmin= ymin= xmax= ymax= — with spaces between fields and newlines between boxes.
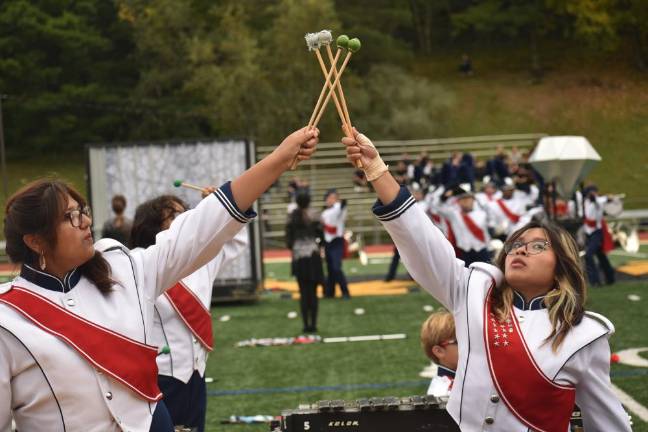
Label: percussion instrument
xmin=270 ymin=395 xmax=459 ymax=432
xmin=270 ymin=396 xmax=590 ymax=432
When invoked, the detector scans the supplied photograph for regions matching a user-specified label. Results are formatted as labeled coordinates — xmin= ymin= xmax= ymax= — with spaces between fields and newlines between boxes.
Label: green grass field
xmin=206 ymin=264 xmax=648 ymax=431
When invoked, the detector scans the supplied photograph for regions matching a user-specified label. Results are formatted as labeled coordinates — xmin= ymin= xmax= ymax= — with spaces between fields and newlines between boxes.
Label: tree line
xmin=1 ymin=0 xmax=646 ymax=155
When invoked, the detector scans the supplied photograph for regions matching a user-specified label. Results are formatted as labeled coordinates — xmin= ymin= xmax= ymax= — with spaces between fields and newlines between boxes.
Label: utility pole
xmin=0 ymin=95 xmax=7 ymax=198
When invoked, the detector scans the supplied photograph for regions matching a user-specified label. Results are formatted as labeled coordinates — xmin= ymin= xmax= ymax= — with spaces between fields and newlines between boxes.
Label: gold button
xmin=490 ymin=395 xmax=500 ymax=403
xmin=105 ymin=392 xmax=113 ymax=400
xmin=485 ymin=417 xmax=494 ymax=425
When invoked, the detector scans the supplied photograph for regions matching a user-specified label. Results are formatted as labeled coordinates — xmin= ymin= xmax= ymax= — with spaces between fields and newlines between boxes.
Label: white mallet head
xmin=304 ymin=32 xmax=320 ymax=51
xmin=317 ymin=30 xmax=333 ymax=46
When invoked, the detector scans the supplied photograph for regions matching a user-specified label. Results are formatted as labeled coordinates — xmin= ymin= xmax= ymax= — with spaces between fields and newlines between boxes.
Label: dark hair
xmin=295 ymin=191 xmax=311 ymax=210
xmin=493 ymin=219 xmax=586 ymax=350
xmin=130 ymin=195 xmax=187 ymax=249
xmin=111 ymin=195 xmax=127 ymax=214
xmin=4 ymin=179 xmax=115 ymax=293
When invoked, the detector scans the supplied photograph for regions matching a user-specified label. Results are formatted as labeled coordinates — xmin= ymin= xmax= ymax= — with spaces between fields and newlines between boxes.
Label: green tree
xmin=0 ymin=0 xmax=137 ymax=155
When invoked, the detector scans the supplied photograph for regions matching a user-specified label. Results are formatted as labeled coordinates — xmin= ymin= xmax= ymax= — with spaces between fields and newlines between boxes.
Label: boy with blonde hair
xmin=420 ymin=311 xmax=458 ymax=397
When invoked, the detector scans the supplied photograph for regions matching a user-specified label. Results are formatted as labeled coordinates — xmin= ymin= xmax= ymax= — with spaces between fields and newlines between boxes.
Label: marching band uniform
xmin=136 ymin=229 xmax=247 ymax=431
xmin=372 ymin=186 xmax=631 ymax=432
xmin=487 ymin=193 xmax=529 ymax=238
xmin=0 ymin=183 xmax=255 ymax=432
xmin=321 ymin=195 xmax=350 ymax=298
xmin=583 ymin=191 xmax=615 ymax=286
xmin=439 ymin=195 xmax=491 ymax=267
xmin=427 ymin=365 xmax=456 ymax=398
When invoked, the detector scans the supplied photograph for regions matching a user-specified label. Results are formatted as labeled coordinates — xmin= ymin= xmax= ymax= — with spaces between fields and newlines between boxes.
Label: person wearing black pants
xmin=585 ymin=229 xmax=615 ymax=286
xmin=321 ymin=189 xmax=350 ymax=298
xmin=324 ymin=237 xmax=350 ymax=298
xmin=286 ymin=192 xmax=324 ymax=332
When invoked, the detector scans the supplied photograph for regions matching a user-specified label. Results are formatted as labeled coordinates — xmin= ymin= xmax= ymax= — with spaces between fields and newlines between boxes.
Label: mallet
xmin=173 ymin=179 xmax=205 ymax=192
xmin=321 ymin=31 xmax=352 ymax=132
xmin=312 ymin=37 xmax=360 ymax=129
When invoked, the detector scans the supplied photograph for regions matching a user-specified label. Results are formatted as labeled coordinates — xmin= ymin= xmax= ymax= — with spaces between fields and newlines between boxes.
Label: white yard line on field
xmin=611 ymin=383 xmax=648 ymax=422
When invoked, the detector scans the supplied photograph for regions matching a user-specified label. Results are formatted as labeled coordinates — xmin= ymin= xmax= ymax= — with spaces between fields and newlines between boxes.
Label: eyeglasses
xmin=504 ymin=240 xmax=551 ymax=256
xmin=438 ymin=339 xmax=457 ymax=348
xmin=64 ymin=206 xmax=92 ymax=228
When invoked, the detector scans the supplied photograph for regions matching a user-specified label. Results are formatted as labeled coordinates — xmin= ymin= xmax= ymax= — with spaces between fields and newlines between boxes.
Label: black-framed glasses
xmin=64 ymin=206 xmax=92 ymax=228
xmin=504 ymin=240 xmax=551 ymax=256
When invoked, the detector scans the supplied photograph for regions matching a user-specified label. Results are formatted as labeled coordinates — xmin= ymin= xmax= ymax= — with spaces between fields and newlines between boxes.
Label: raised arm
xmin=140 ymin=127 xmax=319 ymax=297
xmin=342 ymin=130 xmax=466 ymax=311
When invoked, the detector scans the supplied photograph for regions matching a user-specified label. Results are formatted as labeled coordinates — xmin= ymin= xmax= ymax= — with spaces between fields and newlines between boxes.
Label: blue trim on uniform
xmin=20 ymin=264 xmax=81 ymax=293
xmin=214 ymin=181 xmax=257 ymax=223
xmin=372 ymin=186 xmax=416 ymax=221
xmin=437 ymin=365 xmax=456 ymax=379
xmin=513 ymin=291 xmax=547 ymax=310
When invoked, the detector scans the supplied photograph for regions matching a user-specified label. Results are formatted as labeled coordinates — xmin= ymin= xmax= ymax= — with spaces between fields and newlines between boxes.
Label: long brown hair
xmin=4 ymin=179 xmax=115 ymax=293
xmin=493 ymin=220 xmax=586 ymax=351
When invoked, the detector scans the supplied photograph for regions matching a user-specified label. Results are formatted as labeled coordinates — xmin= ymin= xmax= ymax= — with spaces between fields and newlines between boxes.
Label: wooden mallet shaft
xmin=173 ymin=179 xmax=205 ymax=192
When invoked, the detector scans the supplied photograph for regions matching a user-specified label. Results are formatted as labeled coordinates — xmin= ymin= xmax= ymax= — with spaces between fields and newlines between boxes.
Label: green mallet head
xmin=173 ymin=179 xmax=183 ymax=187
xmin=347 ymin=38 xmax=361 ymax=53
xmin=336 ymin=34 xmax=349 ymax=49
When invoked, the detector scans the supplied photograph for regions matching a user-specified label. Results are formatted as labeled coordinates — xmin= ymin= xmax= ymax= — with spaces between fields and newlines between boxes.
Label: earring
xmin=39 ymin=251 xmax=47 ymax=271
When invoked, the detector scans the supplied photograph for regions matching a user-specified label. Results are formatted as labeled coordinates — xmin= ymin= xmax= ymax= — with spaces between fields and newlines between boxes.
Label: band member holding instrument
xmin=341 ymin=129 xmax=630 ymax=431
xmin=0 ymin=127 xmax=318 ymax=431
xmin=126 ymin=192 xmax=247 ymax=432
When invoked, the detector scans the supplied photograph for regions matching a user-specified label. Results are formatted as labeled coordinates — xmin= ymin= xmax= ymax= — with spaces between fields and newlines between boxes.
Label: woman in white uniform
xmin=128 ymin=193 xmax=247 ymax=431
xmin=341 ymin=129 xmax=631 ymax=432
xmin=0 ymin=127 xmax=318 ymax=432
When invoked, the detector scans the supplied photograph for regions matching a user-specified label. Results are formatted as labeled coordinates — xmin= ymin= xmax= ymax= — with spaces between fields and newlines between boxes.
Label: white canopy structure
xmin=528 ymin=136 xmax=601 ymax=196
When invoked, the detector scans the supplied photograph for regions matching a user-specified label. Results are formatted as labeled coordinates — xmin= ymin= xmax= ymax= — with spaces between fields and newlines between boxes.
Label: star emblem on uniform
xmin=494 ymin=334 xmax=499 ymax=339
xmin=494 ymin=341 xmax=500 ymax=346
xmin=502 ymin=333 xmax=508 ymax=339
xmin=503 ymin=341 xmax=510 ymax=346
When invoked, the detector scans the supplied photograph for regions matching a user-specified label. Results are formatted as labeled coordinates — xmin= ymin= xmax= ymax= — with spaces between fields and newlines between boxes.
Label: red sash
xmin=496 ymin=200 xmax=520 ymax=224
xmin=483 ymin=286 xmax=575 ymax=432
xmin=165 ymin=282 xmax=214 ymax=351
xmin=323 ymin=223 xmax=338 ymax=235
xmin=584 ymin=218 xmax=614 ymax=254
xmin=460 ymin=212 xmax=486 ymax=242
xmin=0 ymin=286 xmax=162 ymax=401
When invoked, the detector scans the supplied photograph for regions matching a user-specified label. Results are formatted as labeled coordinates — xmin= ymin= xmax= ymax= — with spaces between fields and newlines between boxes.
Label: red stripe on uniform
xmin=483 ymin=285 xmax=575 ymax=432
xmin=0 ymin=286 xmax=162 ymax=401
xmin=496 ymin=200 xmax=521 ymax=224
xmin=165 ymin=282 xmax=214 ymax=351
xmin=460 ymin=212 xmax=486 ymax=242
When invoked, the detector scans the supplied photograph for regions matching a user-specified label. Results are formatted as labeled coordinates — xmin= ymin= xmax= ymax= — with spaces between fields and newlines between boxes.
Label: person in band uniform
xmin=341 ymin=129 xmax=630 ymax=431
xmin=124 ymin=191 xmax=247 ymax=432
xmin=0 ymin=127 xmax=318 ymax=431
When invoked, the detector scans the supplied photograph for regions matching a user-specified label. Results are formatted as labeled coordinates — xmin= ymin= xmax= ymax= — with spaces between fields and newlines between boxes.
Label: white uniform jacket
xmin=487 ymin=197 xmax=528 ymax=237
xmin=373 ymin=186 xmax=631 ymax=432
xmin=0 ymin=182 xmax=255 ymax=432
xmin=427 ymin=366 xmax=455 ymax=398
xmin=583 ymin=197 xmax=608 ymax=235
xmin=321 ymin=202 xmax=346 ymax=243
xmin=438 ymin=204 xmax=490 ymax=253
xmin=149 ymin=229 xmax=248 ymax=383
